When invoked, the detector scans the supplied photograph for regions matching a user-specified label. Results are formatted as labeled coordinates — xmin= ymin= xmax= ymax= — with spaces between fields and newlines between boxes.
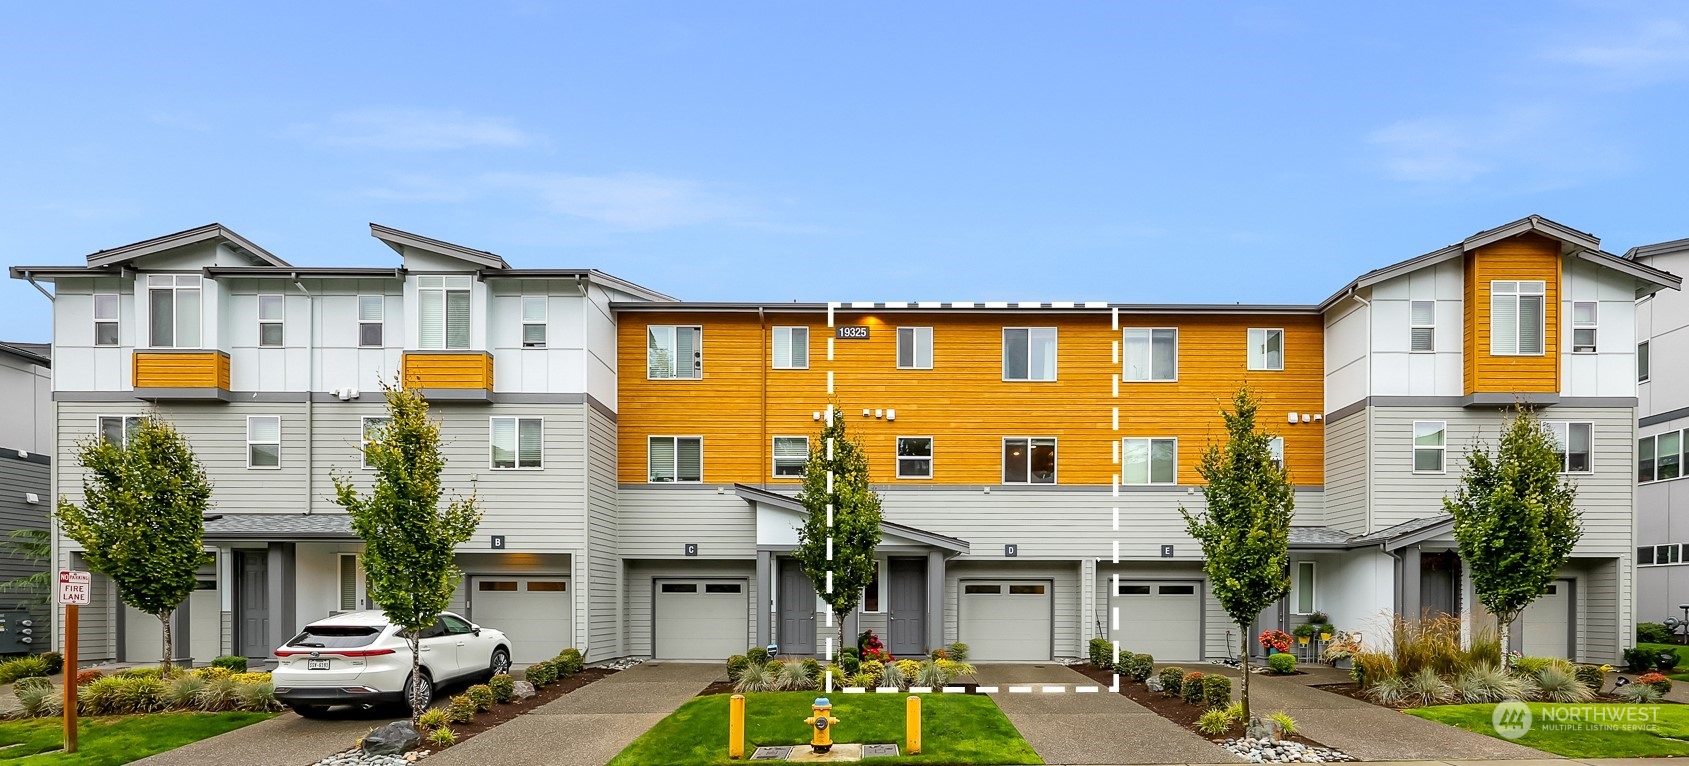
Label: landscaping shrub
xmin=1088 ymin=637 xmax=1115 ymax=669
xmin=14 ymin=682 xmax=58 ymax=717
xmin=937 ymin=659 xmax=977 ymax=682
xmin=1511 ymin=656 xmax=1566 ymax=677
xmin=726 ymin=655 xmax=749 ymax=682
xmin=116 ymin=666 xmax=163 ymax=681
xmin=776 ymin=661 xmax=815 ymax=691
xmin=747 ymin=646 xmax=770 ymax=665
xmin=1658 ymin=650 xmax=1683 ymax=672
xmin=13 ymin=676 xmax=51 ymax=693
xmin=1124 ymin=653 xmax=1154 ymax=682
xmin=195 ymin=677 xmax=240 ymax=712
xmin=801 ymin=657 xmax=822 ymax=684
xmin=1269 ymin=711 xmax=1297 ymax=736
xmin=929 ymin=647 xmax=949 ymax=661
xmin=1535 ymin=665 xmax=1595 ymax=703
xmin=1405 ymin=667 xmax=1452 ymax=706
xmin=467 ymin=684 xmax=495 ymax=712
xmin=1460 ymin=624 xmax=1503 ymax=670
xmin=76 ymin=668 xmax=103 ymax=686
xmin=850 ymin=671 xmax=877 ymax=688
xmin=235 ymin=680 xmax=282 ymax=712
xmin=1638 ymin=672 xmax=1673 ymax=694
xmin=210 ymin=655 xmax=249 ymax=673
xmin=195 ymin=666 xmax=233 ymax=682
xmin=489 ymin=673 xmax=515 ymax=703
xmin=447 ymin=693 xmax=477 ymax=724
xmin=916 ymin=659 xmax=949 ymax=688
xmin=106 ymin=676 xmax=168 ymax=713
xmin=947 ymin=642 xmax=969 ymax=662
xmin=894 ymin=659 xmax=920 ymax=688
xmin=231 ymin=671 xmax=271 ymax=684
xmin=1196 ymin=708 xmax=1233 ymax=735
xmin=1366 ymin=676 xmax=1407 ymax=706
xmin=860 ymin=660 xmax=886 ymax=686
xmin=1267 ymin=652 xmax=1297 ymax=675
xmin=556 ymin=648 xmax=584 ymax=676
xmin=858 ymin=631 xmax=892 ymax=663
xmin=1639 ymin=622 xmax=1675 ymax=644
xmin=526 ymin=661 xmax=556 ymax=687
xmin=1350 ymin=651 xmax=1395 ymax=689
xmin=1620 ymin=682 xmax=1663 ymax=703
xmin=1573 ymin=664 xmax=1606 ymax=692
xmin=0 ymin=656 xmax=50 ymax=685
xmin=1452 ymin=663 xmax=1528 ymax=703
xmin=1224 ymin=701 xmax=1244 ymax=722
xmin=418 ymin=708 xmax=449 ymax=731
xmin=428 ymin=727 xmax=457 ymax=748
xmin=1157 ymin=666 xmax=1185 ymax=697
xmin=838 ymin=651 xmax=861 ymax=675
xmin=732 ymin=661 xmax=777 ymax=693
xmin=1180 ymin=672 xmax=1206 ymax=706
xmin=164 ymin=673 xmax=205 ymax=708
xmin=39 ymin=652 xmax=63 ymax=676
xmin=1202 ymin=675 xmax=1232 ymax=708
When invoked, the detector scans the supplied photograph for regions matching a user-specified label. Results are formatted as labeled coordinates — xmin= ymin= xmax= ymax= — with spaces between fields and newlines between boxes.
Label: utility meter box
xmin=0 ymin=611 xmax=39 ymax=654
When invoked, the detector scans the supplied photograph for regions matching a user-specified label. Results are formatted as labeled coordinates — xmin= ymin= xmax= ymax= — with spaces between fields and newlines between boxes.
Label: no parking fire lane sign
xmin=57 ymin=570 xmax=90 ymax=606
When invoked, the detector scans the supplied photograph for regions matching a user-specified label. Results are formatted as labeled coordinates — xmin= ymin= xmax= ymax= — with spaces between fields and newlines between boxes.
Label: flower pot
xmin=1319 ymin=633 xmax=1333 ymax=641
xmin=1297 ymin=637 xmax=1310 ymax=645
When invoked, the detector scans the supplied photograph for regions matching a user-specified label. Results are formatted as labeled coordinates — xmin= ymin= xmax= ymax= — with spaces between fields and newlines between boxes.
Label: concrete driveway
xmin=974 ymin=663 xmax=1230 ymax=765
xmin=131 ymin=707 xmax=390 ymax=766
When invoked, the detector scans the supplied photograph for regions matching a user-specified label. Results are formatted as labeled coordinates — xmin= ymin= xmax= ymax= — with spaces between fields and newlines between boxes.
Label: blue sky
xmin=3 ymin=2 xmax=1687 ymax=341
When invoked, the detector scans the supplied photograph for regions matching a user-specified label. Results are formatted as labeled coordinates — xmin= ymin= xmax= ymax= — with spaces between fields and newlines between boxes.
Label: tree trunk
xmin=1240 ymin=620 xmax=1252 ymax=721
xmin=160 ymin=610 xmax=174 ymax=677
xmin=409 ymin=635 xmax=423 ymax=723
xmin=1498 ymin=614 xmax=1512 ymax=671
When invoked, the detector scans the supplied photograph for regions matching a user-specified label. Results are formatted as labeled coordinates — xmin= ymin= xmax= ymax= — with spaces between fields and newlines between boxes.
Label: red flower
xmin=1258 ymin=629 xmax=1292 ymax=652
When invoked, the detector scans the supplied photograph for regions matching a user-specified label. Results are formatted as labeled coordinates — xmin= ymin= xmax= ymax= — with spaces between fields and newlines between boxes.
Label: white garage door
xmin=958 ymin=581 xmax=1052 ymax=661
xmin=472 ymin=577 xmax=571 ymax=665
xmin=655 ymin=580 xmax=749 ymax=661
xmin=1110 ymin=582 xmax=1201 ymax=662
xmin=1522 ymin=581 xmax=1571 ymax=659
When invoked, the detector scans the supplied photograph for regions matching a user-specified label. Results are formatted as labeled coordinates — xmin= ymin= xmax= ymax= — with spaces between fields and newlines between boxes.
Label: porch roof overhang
xmin=733 ymin=484 xmax=970 ymax=554
xmin=201 ymin=513 xmax=358 ymax=540
xmin=1288 ymin=515 xmax=1455 ymax=551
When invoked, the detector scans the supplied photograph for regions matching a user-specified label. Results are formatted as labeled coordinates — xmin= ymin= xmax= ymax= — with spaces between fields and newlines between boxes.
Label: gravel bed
xmin=313 ymin=748 xmax=433 ymax=765
xmin=1222 ymin=737 xmax=1354 ymax=763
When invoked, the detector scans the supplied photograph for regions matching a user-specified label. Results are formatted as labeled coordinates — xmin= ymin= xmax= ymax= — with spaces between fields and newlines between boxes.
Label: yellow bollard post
xmin=730 ymin=694 xmax=746 ymax=759
xmin=907 ymin=695 xmax=921 ymax=755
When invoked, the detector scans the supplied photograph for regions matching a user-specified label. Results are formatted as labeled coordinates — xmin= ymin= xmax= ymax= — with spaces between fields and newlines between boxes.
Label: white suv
xmin=272 ymin=610 xmax=512 ymax=717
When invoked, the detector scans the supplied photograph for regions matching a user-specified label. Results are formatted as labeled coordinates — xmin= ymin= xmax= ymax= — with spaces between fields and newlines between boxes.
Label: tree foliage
xmin=57 ymin=414 xmax=211 ymax=675
xmin=333 ymin=384 xmax=481 ymax=721
xmin=793 ymin=406 xmax=883 ymax=658
xmin=1180 ymin=388 xmax=1294 ymax=720
xmin=0 ymin=529 xmax=52 ymax=608
xmin=1444 ymin=407 xmax=1581 ymax=666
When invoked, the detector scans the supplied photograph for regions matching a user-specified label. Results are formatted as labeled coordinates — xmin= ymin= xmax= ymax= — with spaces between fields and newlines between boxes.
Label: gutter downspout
xmin=294 ymin=278 xmax=315 ymax=515
xmin=23 ymin=272 xmax=53 ymax=302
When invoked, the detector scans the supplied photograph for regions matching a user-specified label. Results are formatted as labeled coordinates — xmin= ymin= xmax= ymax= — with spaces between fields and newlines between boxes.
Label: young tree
xmin=334 ymin=384 xmax=481 ymax=722
xmin=0 ymin=529 xmax=53 ymax=608
xmin=793 ymin=406 xmax=883 ymax=660
xmin=1444 ymin=407 xmax=1580 ymax=667
xmin=57 ymin=415 xmax=211 ymax=676
xmin=1180 ymin=388 xmax=1294 ymax=722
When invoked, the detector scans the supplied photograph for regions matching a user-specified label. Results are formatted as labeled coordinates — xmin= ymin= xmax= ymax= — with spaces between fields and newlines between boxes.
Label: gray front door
xmin=237 ymin=551 xmax=270 ymax=659
xmin=1421 ymin=551 xmax=1460 ymax=618
xmin=779 ymin=561 xmax=817 ymax=656
xmin=888 ymin=558 xmax=926 ymax=657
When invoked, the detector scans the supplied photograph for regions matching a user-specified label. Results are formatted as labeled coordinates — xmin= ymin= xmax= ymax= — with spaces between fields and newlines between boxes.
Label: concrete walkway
xmin=131 ymin=706 xmax=391 ymax=766
xmin=975 ymin=663 xmax=1231 ymax=765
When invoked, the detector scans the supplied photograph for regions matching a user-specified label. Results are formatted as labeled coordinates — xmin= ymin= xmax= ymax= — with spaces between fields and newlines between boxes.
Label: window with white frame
xmin=148 ymin=274 xmax=202 ymax=348
xmin=1490 ymin=280 xmax=1546 ymax=355
xmin=1247 ymin=328 xmax=1283 ymax=371
xmin=247 ymin=416 xmax=281 ymax=469
xmin=1641 ymin=434 xmax=1657 ymax=483
xmin=490 ymin=417 xmax=543 ymax=469
xmin=1639 ymin=340 xmax=1651 ymax=382
xmin=93 ymin=294 xmax=119 ymax=346
xmin=258 ymin=294 xmax=284 ymax=347
xmin=647 ymin=325 xmax=702 ymax=379
xmin=361 ymin=416 xmax=389 ymax=469
xmin=772 ymin=436 xmax=808 ymax=477
xmin=1410 ymin=300 xmax=1435 ymax=352
xmin=358 ymin=295 xmax=384 ymax=348
xmin=417 ymin=275 xmax=471 ymax=350
xmin=1546 ymin=422 xmax=1592 ymax=473
xmin=522 ymin=296 xmax=547 ymax=348
xmin=1123 ymin=328 xmax=1177 ymax=381
xmin=897 ymin=327 xmax=933 ymax=369
xmin=338 ymin=554 xmax=363 ymax=611
xmin=98 ymin=415 xmax=143 ymax=446
xmin=1002 ymin=437 xmax=1057 ymax=484
xmin=1642 ymin=544 xmax=1684 ymax=566
xmin=1121 ymin=437 xmax=1176 ymax=484
xmin=771 ymin=327 xmax=808 ymax=369
xmin=1269 ymin=436 xmax=1285 ymax=472
xmin=1413 ymin=421 xmax=1446 ymax=473
xmin=1002 ymin=328 xmax=1057 ymax=381
xmin=649 ymin=436 xmax=703 ymax=482
xmin=1292 ymin=561 xmax=1316 ymax=614
xmin=861 ymin=559 xmax=884 ymax=612
xmin=1571 ymin=301 xmax=1597 ymax=353
xmin=1658 ymin=431 xmax=1682 ymax=481
xmin=896 ymin=437 xmax=933 ymax=479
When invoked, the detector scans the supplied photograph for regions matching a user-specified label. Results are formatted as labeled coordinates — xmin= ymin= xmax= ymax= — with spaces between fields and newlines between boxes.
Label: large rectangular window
xmin=1121 ymin=438 xmax=1176 ymax=484
xmin=148 ymin=274 xmax=202 ymax=348
xmin=247 ymin=416 xmax=280 ymax=469
xmin=1123 ymin=328 xmax=1177 ymax=381
xmin=522 ymin=296 xmax=548 ymax=348
xmin=772 ymin=436 xmax=808 ymax=478
xmin=1490 ymin=280 xmax=1545 ymax=355
xmin=1003 ymin=328 xmax=1057 ymax=381
xmin=1292 ymin=561 xmax=1316 ymax=614
xmin=1410 ymin=300 xmax=1436 ymax=352
xmin=862 ymin=560 xmax=883 ymax=612
xmin=1247 ymin=328 xmax=1283 ymax=371
xmin=896 ymin=437 xmax=933 ymax=479
xmin=771 ymin=327 xmax=809 ymax=369
xmin=490 ymin=417 xmax=543 ymax=469
xmin=1640 ymin=340 xmax=1651 ymax=382
xmin=93 ymin=294 xmax=119 ymax=346
xmin=1002 ymin=437 xmax=1057 ymax=484
xmin=1413 ymin=421 xmax=1446 ymax=473
xmin=1641 ymin=434 xmax=1657 ymax=483
xmin=98 ymin=415 xmax=143 ymax=446
xmin=1546 ymin=422 xmax=1593 ymax=473
xmin=358 ymin=295 xmax=384 ymax=347
xmin=361 ymin=416 xmax=389 ymax=470
xmin=1660 ymin=431 xmax=1682 ymax=481
xmin=649 ymin=436 xmax=703 ymax=483
xmin=257 ymin=294 xmax=285 ymax=347
xmin=647 ymin=325 xmax=703 ymax=379
xmin=417 ymin=276 xmax=471 ymax=350
xmin=1571 ymin=301 xmax=1597 ymax=353
xmin=897 ymin=327 xmax=933 ymax=369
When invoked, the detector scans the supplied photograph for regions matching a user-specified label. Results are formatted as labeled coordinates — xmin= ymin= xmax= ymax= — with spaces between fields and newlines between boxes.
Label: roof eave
xmin=84 ymin=223 xmax=289 ymax=269
xmin=369 ymin=223 xmax=510 ymax=270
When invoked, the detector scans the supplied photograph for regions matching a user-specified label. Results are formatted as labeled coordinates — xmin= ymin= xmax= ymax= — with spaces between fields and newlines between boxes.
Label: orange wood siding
xmin=133 ymin=351 xmax=230 ymax=389
xmin=1462 ymin=233 xmax=1561 ymax=395
xmin=403 ymin=351 xmax=494 ymax=389
xmin=618 ymin=312 xmax=1325 ymax=486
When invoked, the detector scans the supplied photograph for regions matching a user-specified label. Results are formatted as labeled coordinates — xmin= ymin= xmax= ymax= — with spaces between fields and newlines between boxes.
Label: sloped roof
xmin=201 ymin=513 xmax=355 ymax=539
xmin=0 ymin=342 xmax=49 ymax=367
xmin=370 ymin=223 xmax=509 ymax=270
xmin=1288 ymin=515 xmax=1455 ymax=550
xmin=734 ymin=484 xmax=970 ymax=553
xmin=84 ymin=223 xmax=287 ymax=268
xmin=1627 ymin=237 xmax=1689 ymax=261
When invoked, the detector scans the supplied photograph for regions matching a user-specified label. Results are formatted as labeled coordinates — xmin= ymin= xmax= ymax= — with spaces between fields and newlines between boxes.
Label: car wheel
xmin=290 ymin=704 xmax=332 ymax=719
xmin=489 ymin=647 xmax=512 ymax=679
xmin=404 ymin=670 xmax=434 ymax=710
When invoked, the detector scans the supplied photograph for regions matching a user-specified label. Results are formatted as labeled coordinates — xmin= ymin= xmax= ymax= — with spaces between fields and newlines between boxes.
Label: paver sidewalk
xmin=976 ymin=663 xmax=1230 ymax=765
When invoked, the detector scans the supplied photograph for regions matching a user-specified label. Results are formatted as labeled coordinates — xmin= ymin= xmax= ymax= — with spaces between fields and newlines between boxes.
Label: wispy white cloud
xmin=1549 ymin=18 xmax=1689 ymax=84
xmin=1366 ymin=107 xmax=1626 ymax=190
xmin=359 ymin=171 xmax=755 ymax=230
xmin=1368 ymin=117 xmax=1494 ymax=184
xmin=293 ymin=108 xmax=536 ymax=151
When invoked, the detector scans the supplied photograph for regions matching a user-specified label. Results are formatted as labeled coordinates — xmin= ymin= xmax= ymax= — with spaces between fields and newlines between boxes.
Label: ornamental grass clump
xmin=1269 ymin=711 xmax=1297 ymax=736
xmin=1406 ymin=667 xmax=1453 ymax=706
xmin=732 ymin=661 xmax=777 ymax=693
xmin=417 ymin=708 xmax=449 ymax=731
xmin=1620 ymin=683 xmax=1664 ymax=703
xmin=777 ymin=660 xmax=816 ymax=691
xmin=1452 ymin=663 xmax=1529 ymax=703
xmin=1366 ymin=675 xmax=1408 ymax=706
xmin=1196 ymin=708 xmax=1234 ymax=736
xmin=1535 ymin=665 xmax=1594 ymax=703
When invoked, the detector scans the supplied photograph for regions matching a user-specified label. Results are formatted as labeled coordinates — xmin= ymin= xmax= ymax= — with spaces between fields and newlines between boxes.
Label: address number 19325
xmin=835 ymin=326 xmax=870 ymax=339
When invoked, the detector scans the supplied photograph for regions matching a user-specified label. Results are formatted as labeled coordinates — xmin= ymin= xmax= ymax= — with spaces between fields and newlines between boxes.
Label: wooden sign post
xmin=57 ymin=570 xmax=90 ymax=754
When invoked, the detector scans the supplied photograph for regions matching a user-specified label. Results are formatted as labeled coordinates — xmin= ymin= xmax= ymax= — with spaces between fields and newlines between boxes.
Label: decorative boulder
xmin=512 ymin=680 xmax=537 ymax=700
xmin=1245 ymin=716 xmax=1281 ymax=742
xmin=362 ymin=721 xmax=421 ymax=756
xmin=1146 ymin=676 xmax=1164 ymax=693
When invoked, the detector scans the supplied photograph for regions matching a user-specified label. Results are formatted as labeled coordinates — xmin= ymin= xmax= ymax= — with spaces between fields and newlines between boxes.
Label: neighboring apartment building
xmin=1629 ymin=236 xmax=1689 ymax=625
xmin=0 ymin=341 xmax=51 ymax=638
xmin=10 ymin=214 xmax=1675 ymax=667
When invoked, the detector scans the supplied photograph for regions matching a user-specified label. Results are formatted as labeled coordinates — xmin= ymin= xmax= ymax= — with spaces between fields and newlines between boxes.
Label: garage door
xmin=1110 ymin=582 xmax=1201 ymax=662
xmin=472 ymin=577 xmax=571 ymax=665
xmin=655 ymin=580 xmax=749 ymax=661
xmin=1522 ymin=581 xmax=1571 ymax=659
xmin=958 ymin=581 xmax=1052 ymax=661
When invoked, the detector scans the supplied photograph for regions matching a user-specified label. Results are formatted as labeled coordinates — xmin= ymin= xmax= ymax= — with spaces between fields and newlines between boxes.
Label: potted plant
xmin=1258 ymin=629 xmax=1292 ymax=655
xmin=1319 ymin=623 xmax=1336 ymax=642
xmin=1292 ymin=623 xmax=1317 ymax=645
xmin=1308 ymin=611 xmax=1329 ymax=625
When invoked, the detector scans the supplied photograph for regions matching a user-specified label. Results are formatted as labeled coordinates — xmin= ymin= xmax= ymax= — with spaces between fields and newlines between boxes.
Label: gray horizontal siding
xmin=586 ymin=407 xmax=620 ymax=662
xmin=0 ymin=456 xmax=49 ymax=621
xmin=1324 ymin=410 xmax=1369 ymax=534
xmin=618 ymin=488 xmax=756 ymax=559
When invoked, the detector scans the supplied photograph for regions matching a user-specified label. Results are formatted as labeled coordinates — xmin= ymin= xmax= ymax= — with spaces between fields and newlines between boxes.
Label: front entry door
xmin=236 ymin=551 xmax=270 ymax=659
xmin=887 ymin=558 xmax=927 ymax=657
xmin=779 ymin=561 xmax=817 ymax=656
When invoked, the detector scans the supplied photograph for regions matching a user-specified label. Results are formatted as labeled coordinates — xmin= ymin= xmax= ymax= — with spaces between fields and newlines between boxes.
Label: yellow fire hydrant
xmin=804 ymin=697 xmax=839 ymax=754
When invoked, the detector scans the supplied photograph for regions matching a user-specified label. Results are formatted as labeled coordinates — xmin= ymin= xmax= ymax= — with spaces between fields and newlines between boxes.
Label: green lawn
xmin=0 ymin=712 xmax=274 ymax=765
xmin=1408 ymin=703 xmax=1689 ymax=758
xmin=1637 ymin=643 xmax=1689 ymax=681
xmin=607 ymin=691 xmax=1042 ymax=766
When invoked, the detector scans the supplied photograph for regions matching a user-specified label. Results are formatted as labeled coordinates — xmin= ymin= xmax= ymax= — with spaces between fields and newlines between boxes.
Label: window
xmin=257 ymin=294 xmax=284 ymax=347
xmin=1002 ymin=437 xmax=1057 ymax=484
xmin=1247 ymin=328 xmax=1284 ymax=371
xmin=1412 ymin=421 xmax=1445 ymax=473
xmin=98 ymin=415 xmax=143 ymax=446
xmin=247 ymin=416 xmax=281 ymax=469
xmin=1003 ymin=327 xmax=1057 ymax=381
xmin=1571 ymin=301 xmax=1597 ymax=353
xmin=1123 ymin=328 xmax=1178 ymax=381
xmin=896 ymin=437 xmax=933 ymax=479
xmin=1639 ymin=546 xmax=1655 ymax=565
xmin=417 ymin=275 xmax=471 ymax=350
xmin=1121 ymin=438 xmax=1177 ymax=484
xmin=1410 ymin=300 xmax=1435 ymax=352
xmin=660 ymin=583 xmax=697 ymax=593
xmin=772 ymin=436 xmax=808 ymax=478
xmin=358 ymin=295 xmax=384 ymax=347
xmin=1117 ymin=585 xmax=1151 ymax=595
xmin=1159 ymin=585 xmax=1195 ymax=595
xmin=897 ymin=327 xmax=933 ymax=369
xmin=361 ymin=417 xmax=389 ymax=469
xmin=1660 ymin=431 xmax=1682 ymax=481
xmin=1292 ymin=561 xmax=1316 ymax=614
xmin=1639 ymin=340 xmax=1651 ymax=382
xmin=862 ymin=560 xmax=883 ymax=612
xmin=1490 ymin=280 xmax=1546 ymax=355
xmin=1546 ymin=422 xmax=1592 ymax=473
xmin=1641 ymin=435 xmax=1657 ymax=483
xmin=649 ymin=436 xmax=703 ymax=483
xmin=147 ymin=274 xmax=202 ymax=348
xmin=647 ymin=325 xmax=702 ymax=379
xmin=440 ymin=614 xmax=474 ymax=634
xmin=522 ymin=296 xmax=547 ymax=348
xmin=705 ymin=583 xmax=740 ymax=594
xmin=1009 ymin=584 xmax=1045 ymax=595
xmin=93 ymin=294 xmax=119 ymax=346
xmin=490 ymin=417 xmax=543 ymax=469
xmin=528 ymin=581 xmax=567 ymax=592
xmin=338 ymin=554 xmax=361 ymax=612
xmin=963 ymin=584 xmax=1000 ymax=595
xmin=1268 ymin=436 xmax=1285 ymax=472
xmin=771 ymin=327 xmax=808 ymax=369
xmin=1657 ymin=544 xmax=1683 ymax=565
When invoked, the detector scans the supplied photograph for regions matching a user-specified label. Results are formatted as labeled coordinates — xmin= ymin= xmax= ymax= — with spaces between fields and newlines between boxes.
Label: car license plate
xmin=307 ymin=659 xmax=329 ymax=670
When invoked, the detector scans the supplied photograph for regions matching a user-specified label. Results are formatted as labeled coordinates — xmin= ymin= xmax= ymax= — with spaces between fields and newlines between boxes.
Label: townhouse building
xmin=1629 ymin=236 xmax=1689 ymax=625
xmin=10 ymin=214 xmax=1674 ymax=668
xmin=0 ymin=341 xmax=51 ymax=634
